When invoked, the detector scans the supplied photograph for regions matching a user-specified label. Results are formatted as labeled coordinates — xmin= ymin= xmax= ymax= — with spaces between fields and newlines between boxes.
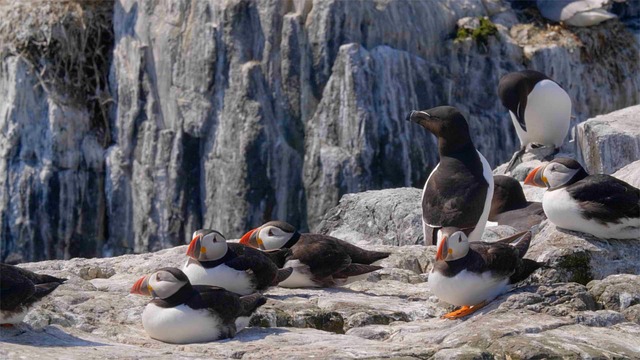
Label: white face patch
xmin=437 ymin=229 xmax=470 ymax=261
xmin=148 ymin=270 xmax=187 ymax=299
xmin=543 ymin=162 xmax=578 ymax=189
xmin=199 ymin=232 xmax=228 ymax=261
xmin=258 ymin=226 xmax=293 ymax=250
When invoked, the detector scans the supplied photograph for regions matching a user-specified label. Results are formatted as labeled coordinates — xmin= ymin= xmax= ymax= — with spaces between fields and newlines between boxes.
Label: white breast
xmin=543 ymin=189 xmax=640 ymax=239
xmin=182 ymin=260 xmax=255 ymax=295
xmin=141 ymin=303 xmax=223 ymax=344
xmin=519 ymin=79 xmax=571 ymax=148
xmin=467 ymin=151 xmax=494 ymax=243
xmin=276 ymin=260 xmax=319 ymax=288
xmin=0 ymin=307 xmax=29 ymax=324
xmin=565 ymin=9 xmax=617 ymax=27
xmin=428 ymin=269 xmax=510 ymax=307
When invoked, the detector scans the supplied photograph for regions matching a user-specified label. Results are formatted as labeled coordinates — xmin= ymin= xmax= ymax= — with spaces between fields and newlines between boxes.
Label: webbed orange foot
xmin=441 ymin=301 xmax=488 ymax=319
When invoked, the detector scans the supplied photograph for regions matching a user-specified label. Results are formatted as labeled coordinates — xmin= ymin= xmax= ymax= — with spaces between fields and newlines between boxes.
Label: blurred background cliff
xmin=0 ymin=0 xmax=638 ymax=263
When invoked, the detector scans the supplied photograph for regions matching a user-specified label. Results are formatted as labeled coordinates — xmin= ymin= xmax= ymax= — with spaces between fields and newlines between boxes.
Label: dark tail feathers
xmin=272 ymin=267 xmax=294 ymax=285
xmin=510 ymin=259 xmax=542 ymax=284
xmin=239 ymin=293 xmax=267 ymax=316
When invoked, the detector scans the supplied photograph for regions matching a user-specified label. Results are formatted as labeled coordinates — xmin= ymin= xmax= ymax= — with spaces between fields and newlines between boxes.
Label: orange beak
xmin=130 ymin=275 xmax=150 ymax=296
xmin=524 ymin=165 xmax=546 ymax=187
xmin=239 ymin=228 xmax=258 ymax=247
xmin=435 ymin=236 xmax=448 ymax=261
xmin=186 ymin=235 xmax=201 ymax=259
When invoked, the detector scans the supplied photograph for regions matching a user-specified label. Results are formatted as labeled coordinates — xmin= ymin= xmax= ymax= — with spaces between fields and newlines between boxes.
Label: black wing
xmin=493 ymin=202 xmax=546 ymax=231
xmin=422 ymin=156 xmax=489 ymax=228
xmin=292 ymin=236 xmax=352 ymax=279
xmin=567 ymin=175 xmax=640 ymax=224
xmin=187 ymin=285 xmax=242 ymax=323
xmin=225 ymin=246 xmax=279 ymax=290
xmin=0 ymin=264 xmax=36 ymax=310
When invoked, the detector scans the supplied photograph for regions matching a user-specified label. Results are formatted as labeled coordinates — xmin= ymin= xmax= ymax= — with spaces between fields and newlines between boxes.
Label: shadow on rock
xmin=0 ymin=325 xmax=106 ymax=347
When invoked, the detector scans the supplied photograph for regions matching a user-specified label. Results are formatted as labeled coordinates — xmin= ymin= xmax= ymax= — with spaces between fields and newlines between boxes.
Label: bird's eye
xmin=268 ymin=229 xmax=274 ymax=236
xmin=458 ymin=237 xmax=462 ymax=243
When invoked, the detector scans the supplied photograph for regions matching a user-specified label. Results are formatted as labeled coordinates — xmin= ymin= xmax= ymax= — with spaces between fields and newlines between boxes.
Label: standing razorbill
xmin=407 ymin=106 xmax=494 ymax=246
xmin=130 ymin=267 xmax=266 ymax=344
xmin=525 ymin=157 xmax=640 ymax=239
xmin=498 ymin=70 xmax=572 ymax=170
xmin=0 ymin=264 xmax=66 ymax=326
xmin=239 ymin=221 xmax=390 ymax=288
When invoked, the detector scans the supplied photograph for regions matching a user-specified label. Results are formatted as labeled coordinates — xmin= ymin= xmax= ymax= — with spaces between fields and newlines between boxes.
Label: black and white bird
xmin=239 ymin=221 xmax=390 ymax=288
xmin=429 ymin=229 xmax=540 ymax=319
xmin=489 ymin=175 xmax=547 ymax=231
xmin=407 ymin=106 xmax=494 ymax=246
xmin=130 ymin=267 xmax=266 ymax=344
xmin=0 ymin=263 xmax=66 ymax=326
xmin=498 ymin=70 xmax=572 ymax=169
xmin=525 ymin=157 xmax=640 ymax=239
xmin=182 ymin=229 xmax=292 ymax=295
xmin=537 ymin=0 xmax=618 ymax=27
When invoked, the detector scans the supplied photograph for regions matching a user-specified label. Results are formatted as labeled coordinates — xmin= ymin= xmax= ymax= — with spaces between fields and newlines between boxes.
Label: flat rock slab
xmin=3 ymin=241 xmax=640 ymax=359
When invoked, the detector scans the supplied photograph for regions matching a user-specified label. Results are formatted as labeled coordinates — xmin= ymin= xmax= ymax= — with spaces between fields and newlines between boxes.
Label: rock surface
xmin=2 ymin=0 xmax=640 ymax=262
xmin=576 ymin=104 xmax=640 ymax=175
xmin=2 ymin=239 xmax=640 ymax=359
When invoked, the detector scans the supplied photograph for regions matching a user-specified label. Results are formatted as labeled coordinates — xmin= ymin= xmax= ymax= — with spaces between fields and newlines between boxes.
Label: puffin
xmin=489 ymin=175 xmax=546 ymax=231
xmin=429 ymin=229 xmax=540 ymax=319
xmin=537 ymin=0 xmax=618 ymax=27
xmin=0 ymin=263 xmax=66 ymax=326
xmin=130 ymin=267 xmax=266 ymax=344
xmin=498 ymin=70 xmax=571 ymax=170
xmin=238 ymin=221 xmax=390 ymax=288
xmin=524 ymin=157 xmax=640 ymax=239
xmin=182 ymin=229 xmax=293 ymax=295
xmin=406 ymin=106 xmax=494 ymax=246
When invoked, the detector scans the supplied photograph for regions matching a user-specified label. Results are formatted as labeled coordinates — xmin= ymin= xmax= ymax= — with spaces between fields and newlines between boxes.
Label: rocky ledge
xmin=3 ymin=193 xmax=640 ymax=360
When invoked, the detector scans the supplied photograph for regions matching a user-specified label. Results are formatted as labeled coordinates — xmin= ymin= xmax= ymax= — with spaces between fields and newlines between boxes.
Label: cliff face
xmin=1 ymin=0 xmax=639 ymax=261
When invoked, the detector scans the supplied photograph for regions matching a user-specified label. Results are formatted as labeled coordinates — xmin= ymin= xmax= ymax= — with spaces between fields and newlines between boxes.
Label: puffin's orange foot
xmin=1 ymin=323 xmax=14 ymax=328
xmin=441 ymin=301 xmax=488 ymax=319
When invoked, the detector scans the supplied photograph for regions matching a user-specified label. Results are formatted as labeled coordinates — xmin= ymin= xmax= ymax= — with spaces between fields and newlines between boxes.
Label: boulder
xmin=612 ymin=160 xmax=640 ymax=188
xmin=576 ymin=105 xmax=640 ymax=175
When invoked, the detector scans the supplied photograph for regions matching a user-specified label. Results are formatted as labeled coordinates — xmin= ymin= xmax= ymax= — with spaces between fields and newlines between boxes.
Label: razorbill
xmin=238 ymin=221 xmax=390 ymax=288
xmin=525 ymin=157 xmax=640 ymax=239
xmin=429 ymin=229 xmax=540 ymax=319
xmin=498 ymin=70 xmax=572 ymax=170
xmin=0 ymin=263 xmax=66 ymax=326
xmin=537 ymin=0 xmax=618 ymax=27
xmin=489 ymin=175 xmax=547 ymax=231
xmin=407 ymin=106 xmax=494 ymax=246
xmin=182 ymin=229 xmax=293 ymax=295
xmin=130 ymin=267 xmax=266 ymax=343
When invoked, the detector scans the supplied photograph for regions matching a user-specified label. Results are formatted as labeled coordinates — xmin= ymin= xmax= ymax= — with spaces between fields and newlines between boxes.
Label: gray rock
xmin=2 ymin=0 xmax=640 ymax=260
xmin=314 ymin=188 xmax=424 ymax=246
xmin=612 ymin=159 xmax=640 ymax=188
xmin=576 ymin=104 xmax=640 ymax=175
xmin=5 ymin=243 xmax=640 ymax=359
xmin=587 ymin=274 xmax=640 ymax=312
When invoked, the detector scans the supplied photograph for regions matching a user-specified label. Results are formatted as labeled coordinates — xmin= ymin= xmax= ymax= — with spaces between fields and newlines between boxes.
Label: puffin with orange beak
xmin=524 ymin=157 xmax=639 ymax=239
xmin=131 ymin=267 xmax=266 ymax=344
xmin=182 ymin=229 xmax=292 ymax=295
xmin=428 ymin=229 xmax=539 ymax=319
xmin=239 ymin=221 xmax=390 ymax=288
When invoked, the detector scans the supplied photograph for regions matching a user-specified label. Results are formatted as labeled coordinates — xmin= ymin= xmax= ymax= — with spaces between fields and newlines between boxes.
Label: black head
xmin=490 ymin=175 xmax=528 ymax=219
xmin=498 ymin=70 xmax=549 ymax=113
xmin=262 ymin=221 xmax=297 ymax=233
xmin=407 ymin=106 xmax=473 ymax=154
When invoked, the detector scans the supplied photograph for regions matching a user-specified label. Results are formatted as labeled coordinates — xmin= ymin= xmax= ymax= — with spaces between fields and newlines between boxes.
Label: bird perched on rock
xmin=239 ymin=221 xmax=390 ymax=288
xmin=182 ymin=229 xmax=293 ymax=295
xmin=131 ymin=267 xmax=266 ymax=344
xmin=407 ymin=106 xmax=494 ymax=246
xmin=498 ymin=70 xmax=572 ymax=170
xmin=525 ymin=157 xmax=640 ymax=239
xmin=429 ymin=230 xmax=540 ymax=319
xmin=489 ymin=175 xmax=546 ymax=231
xmin=0 ymin=263 xmax=66 ymax=326
xmin=537 ymin=0 xmax=619 ymax=27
